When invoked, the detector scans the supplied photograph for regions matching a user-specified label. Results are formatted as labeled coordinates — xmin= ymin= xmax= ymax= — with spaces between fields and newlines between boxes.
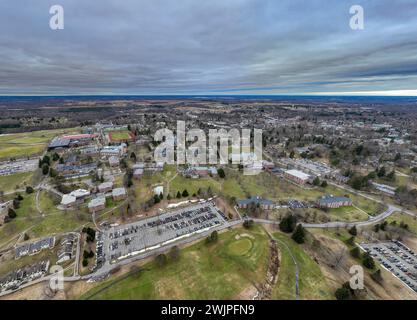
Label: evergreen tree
xmin=291 ymin=224 xmax=306 ymax=244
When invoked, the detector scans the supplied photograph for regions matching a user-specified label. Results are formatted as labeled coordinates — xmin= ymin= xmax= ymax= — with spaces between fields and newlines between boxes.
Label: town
xmin=0 ymin=96 xmax=417 ymax=300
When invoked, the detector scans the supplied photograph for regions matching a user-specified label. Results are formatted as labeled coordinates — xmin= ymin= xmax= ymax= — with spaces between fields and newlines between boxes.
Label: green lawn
xmin=80 ymin=226 xmax=269 ymax=300
xmin=272 ymin=232 xmax=333 ymax=300
xmin=0 ymin=128 xmax=80 ymax=159
xmin=0 ymin=172 xmax=34 ymax=193
xmin=0 ymin=191 xmax=90 ymax=245
xmin=385 ymin=212 xmax=417 ymax=235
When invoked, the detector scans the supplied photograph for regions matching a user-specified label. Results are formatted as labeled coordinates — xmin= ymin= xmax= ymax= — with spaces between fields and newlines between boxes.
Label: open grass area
xmin=0 ymin=128 xmax=80 ymax=159
xmin=0 ymin=191 xmax=90 ymax=246
xmin=79 ymin=226 xmax=269 ymax=300
xmin=272 ymin=232 xmax=333 ymax=300
xmin=0 ymin=172 xmax=34 ymax=193
xmin=385 ymin=212 xmax=417 ymax=235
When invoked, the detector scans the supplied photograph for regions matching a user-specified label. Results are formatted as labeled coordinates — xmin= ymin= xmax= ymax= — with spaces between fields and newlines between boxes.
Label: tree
xmin=176 ymin=191 xmax=182 ymax=199
xmin=348 ymin=225 xmax=357 ymax=236
xmin=350 ymin=246 xmax=361 ymax=259
xmin=279 ymin=214 xmax=297 ymax=233
xmin=130 ymin=152 xmax=137 ymax=162
xmin=169 ymin=246 xmax=180 ymax=261
xmin=23 ymin=233 xmax=29 ymax=241
xmin=313 ymin=177 xmax=320 ymax=186
xmin=8 ymin=208 xmax=17 ymax=219
xmin=167 ymin=194 xmax=171 ymax=201
xmin=335 ymin=286 xmax=352 ymax=300
xmin=291 ymin=224 xmax=306 ymax=244
xmin=289 ymin=150 xmax=295 ymax=159
xmin=42 ymin=163 xmax=50 ymax=175
xmin=182 ymin=189 xmax=189 ymax=197
xmin=218 ymin=168 xmax=225 ymax=178
xmin=210 ymin=230 xmax=218 ymax=242
xmin=243 ymin=219 xmax=254 ymax=229
xmin=346 ymin=236 xmax=355 ymax=246
xmin=321 ymin=180 xmax=328 ymax=188
xmin=82 ymin=259 xmax=88 ymax=267
xmin=25 ymin=186 xmax=34 ymax=194
xmin=52 ymin=152 xmax=60 ymax=161
xmin=362 ymin=252 xmax=375 ymax=269
xmin=155 ymin=253 xmax=168 ymax=267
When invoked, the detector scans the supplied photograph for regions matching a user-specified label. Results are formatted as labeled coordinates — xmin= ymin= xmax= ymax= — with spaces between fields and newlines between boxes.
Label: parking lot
xmin=360 ymin=241 xmax=417 ymax=293
xmin=0 ymin=159 xmax=38 ymax=176
xmin=103 ymin=202 xmax=228 ymax=264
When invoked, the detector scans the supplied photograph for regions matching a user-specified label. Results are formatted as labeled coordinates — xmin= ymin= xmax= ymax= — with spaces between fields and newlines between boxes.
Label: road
xmin=252 ymin=204 xmax=400 ymax=229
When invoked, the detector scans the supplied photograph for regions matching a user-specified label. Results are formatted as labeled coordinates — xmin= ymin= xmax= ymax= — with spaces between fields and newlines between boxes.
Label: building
xmin=88 ymin=197 xmax=106 ymax=213
xmin=153 ymin=185 xmax=164 ymax=196
xmin=284 ymin=169 xmax=312 ymax=185
xmin=133 ymin=168 xmax=144 ymax=179
xmin=48 ymin=137 xmax=71 ymax=150
xmin=108 ymin=156 xmax=120 ymax=167
xmin=237 ymin=196 xmax=275 ymax=210
xmin=15 ymin=237 xmax=55 ymax=259
xmin=69 ymin=189 xmax=90 ymax=200
xmin=98 ymin=181 xmax=113 ymax=193
xmin=112 ymin=187 xmax=127 ymax=201
xmin=60 ymin=194 xmax=76 ymax=208
xmin=316 ymin=195 xmax=352 ymax=209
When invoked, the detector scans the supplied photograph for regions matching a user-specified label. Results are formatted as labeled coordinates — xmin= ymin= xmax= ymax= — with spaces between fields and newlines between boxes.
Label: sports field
xmin=108 ymin=130 xmax=134 ymax=142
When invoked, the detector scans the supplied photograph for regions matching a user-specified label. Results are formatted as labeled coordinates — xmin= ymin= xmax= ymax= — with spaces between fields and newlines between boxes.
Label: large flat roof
xmin=285 ymin=169 xmax=311 ymax=180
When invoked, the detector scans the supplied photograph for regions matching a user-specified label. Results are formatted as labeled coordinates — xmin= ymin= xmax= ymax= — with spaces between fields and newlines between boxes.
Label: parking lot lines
xmin=101 ymin=202 xmax=228 ymax=265
xmin=360 ymin=241 xmax=417 ymax=293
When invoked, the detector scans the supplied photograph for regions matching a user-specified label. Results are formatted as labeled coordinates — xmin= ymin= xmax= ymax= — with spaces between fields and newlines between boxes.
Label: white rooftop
xmin=61 ymin=194 xmax=76 ymax=206
xmin=285 ymin=169 xmax=311 ymax=180
xmin=69 ymin=189 xmax=90 ymax=198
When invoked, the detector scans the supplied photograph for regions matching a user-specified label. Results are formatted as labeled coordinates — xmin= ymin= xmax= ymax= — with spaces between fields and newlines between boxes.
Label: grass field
xmin=0 ymin=191 xmax=90 ymax=246
xmin=0 ymin=128 xmax=80 ymax=159
xmin=272 ymin=232 xmax=333 ymax=300
xmin=80 ymin=226 xmax=270 ymax=300
xmin=385 ymin=212 xmax=417 ymax=235
xmin=0 ymin=172 xmax=34 ymax=193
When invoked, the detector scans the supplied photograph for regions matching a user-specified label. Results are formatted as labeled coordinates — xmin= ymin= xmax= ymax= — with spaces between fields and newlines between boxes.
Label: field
xmin=79 ymin=226 xmax=270 ymax=300
xmin=108 ymin=130 xmax=134 ymax=142
xmin=0 ymin=172 xmax=34 ymax=193
xmin=272 ymin=232 xmax=333 ymax=300
xmin=0 ymin=191 xmax=90 ymax=247
xmin=385 ymin=212 xmax=417 ymax=235
xmin=0 ymin=128 xmax=80 ymax=159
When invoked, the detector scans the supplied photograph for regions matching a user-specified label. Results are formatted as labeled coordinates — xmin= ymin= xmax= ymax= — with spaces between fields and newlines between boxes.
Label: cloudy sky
xmin=1 ymin=0 xmax=417 ymax=95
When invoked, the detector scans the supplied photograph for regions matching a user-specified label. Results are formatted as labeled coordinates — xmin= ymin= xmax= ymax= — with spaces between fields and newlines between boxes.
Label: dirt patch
xmin=253 ymin=239 xmax=279 ymax=300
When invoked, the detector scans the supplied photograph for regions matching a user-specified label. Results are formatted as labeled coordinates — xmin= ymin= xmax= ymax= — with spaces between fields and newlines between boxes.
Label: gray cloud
xmin=0 ymin=0 xmax=417 ymax=94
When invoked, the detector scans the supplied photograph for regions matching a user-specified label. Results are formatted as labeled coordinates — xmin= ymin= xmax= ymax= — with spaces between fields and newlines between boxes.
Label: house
xmin=108 ymin=156 xmax=120 ymax=167
xmin=316 ymin=195 xmax=352 ymax=209
xmin=88 ymin=197 xmax=106 ymax=213
xmin=284 ymin=169 xmax=312 ymax=185
xmin=112 ymin=187 xmax=127 ymax=201
xmin=98 ymin=181 xmax=113 ymax=193
xmin=237 ymin=196 xmax=274 ymax=210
